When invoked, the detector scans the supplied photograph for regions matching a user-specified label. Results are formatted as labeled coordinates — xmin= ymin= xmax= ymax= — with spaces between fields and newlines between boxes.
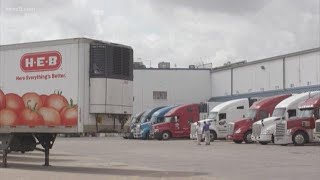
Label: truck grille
xmin=275 ymin=122 xmax=286 ymax=137
xmin=252 ymin=124 xmax=262 ymax=137
xmin=228 ymin=124 xmax=235 ymax=134
xmin=316 ymin=121 xmax=320 ymax=133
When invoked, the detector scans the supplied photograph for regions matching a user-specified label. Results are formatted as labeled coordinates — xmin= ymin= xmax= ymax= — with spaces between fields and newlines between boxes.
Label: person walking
xmin=203 ymin=121 xmax=211 ymax=145
xmin=196 ymin=122 xmax=202 ymax=145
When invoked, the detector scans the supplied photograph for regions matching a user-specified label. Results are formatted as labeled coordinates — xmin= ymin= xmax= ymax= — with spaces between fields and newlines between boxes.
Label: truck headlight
xmin=265 ymin=130 xmax=270 ymax=134
xmin=154 ymin=129 xmax=159 ymax=133
xmin=235 ymin=129 xmax=241 ymax=134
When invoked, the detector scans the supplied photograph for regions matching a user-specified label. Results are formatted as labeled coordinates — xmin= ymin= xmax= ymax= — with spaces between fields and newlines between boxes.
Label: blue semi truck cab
xmin=135 ymin=106 xmax=177 ymax=139
xmin=133 ymin=106 xmax=164 ymax=139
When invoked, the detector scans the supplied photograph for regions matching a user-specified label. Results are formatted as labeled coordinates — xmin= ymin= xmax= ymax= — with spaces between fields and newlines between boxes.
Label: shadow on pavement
xmin=1 ymin=163 xmax=207 ymax=178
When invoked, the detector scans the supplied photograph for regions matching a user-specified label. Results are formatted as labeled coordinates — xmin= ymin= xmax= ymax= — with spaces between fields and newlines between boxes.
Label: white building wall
xmin=232 ymin=59 xmax=283 ymax=94
xmin=285 ymin=51 xmax=320 ymax=88
xmin=210 ymin=69 xmax=231 ymax=97
xmin=133 ymin=69 xmax=211 ymax=114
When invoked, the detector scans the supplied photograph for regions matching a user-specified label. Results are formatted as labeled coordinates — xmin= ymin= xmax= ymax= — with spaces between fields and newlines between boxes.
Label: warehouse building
xmin=133 ymin=47 xmax=320 ymax=114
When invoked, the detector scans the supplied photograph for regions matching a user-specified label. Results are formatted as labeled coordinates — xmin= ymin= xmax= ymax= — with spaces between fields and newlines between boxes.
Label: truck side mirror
xmin=243 ymin=115 xmax=245 ymax=118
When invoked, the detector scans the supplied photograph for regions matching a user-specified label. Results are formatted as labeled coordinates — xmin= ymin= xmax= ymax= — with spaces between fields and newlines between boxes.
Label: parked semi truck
xmin=0 ymin=38 xmax=133 ymax=166
xmin=252 ymin=91 xmax=320 ymax=145
xmin=189 ymin=98 xmax=258 ymax=141
xmin=151 ymin=103 xmax=200 ymax=140
xmin=135 ymin=106 xmax=177 ymax=139
xmin=133 ymin=106 xmax=166 ymax=139
xmin=274 ymin=95 xmax=320 ymax=146
xmin=122 ymin=111 xmax=144 ymax=139
xmin=227 ymin=94 xmax=291 ymax=144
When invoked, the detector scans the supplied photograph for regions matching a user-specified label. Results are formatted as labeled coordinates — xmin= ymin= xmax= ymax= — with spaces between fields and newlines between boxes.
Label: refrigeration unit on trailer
xmin=152 ymin=103 xmax=200 ymax=140
xmin=190 ymin=98 xmax=258 ymax=141
xmin=227 ymin=94 xmax=291 ymax=144
xmin=252 ymin=91 xmax=320 ymax=145
xmin=274 ymin=95 xmax=320 ymax=146
xmin=0 ymin=38 xmax=133 ymax=167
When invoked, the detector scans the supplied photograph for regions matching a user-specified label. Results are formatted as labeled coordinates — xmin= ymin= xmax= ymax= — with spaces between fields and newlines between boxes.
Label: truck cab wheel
xmin=210 ymin=131 xmax=217 ymax=142
xmin=292 ymin=131 xmax=307 ymax=146
xmin=162 ymin=131 xmax=171 ymax=140
xmin=243 ymin=131 xmax=253 ymax=144
xmin=259 ymin=142 xmax=268 ymax=145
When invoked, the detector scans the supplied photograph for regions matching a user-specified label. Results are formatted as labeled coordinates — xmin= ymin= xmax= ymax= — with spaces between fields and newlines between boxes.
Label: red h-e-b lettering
xmin=20 ymin=51 xmax=62 ymax=72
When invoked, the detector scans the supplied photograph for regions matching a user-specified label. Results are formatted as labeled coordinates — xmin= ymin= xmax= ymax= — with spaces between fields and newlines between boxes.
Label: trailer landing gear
xmin=0 ymin=133 xmax=57 ymax=167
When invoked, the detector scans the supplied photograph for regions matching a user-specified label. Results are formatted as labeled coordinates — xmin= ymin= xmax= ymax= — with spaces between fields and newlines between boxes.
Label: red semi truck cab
xmin=227 ymin=94 xmax=291 ymax=144
xmin=275 ymin=95 xmax=320 ymax=146
xmin=151 ymin=104 xmax=199 ymax=140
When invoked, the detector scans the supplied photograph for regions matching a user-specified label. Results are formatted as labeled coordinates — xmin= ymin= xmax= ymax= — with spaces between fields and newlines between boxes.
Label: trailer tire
xmin=210 ymin=131 xmax=217 ymax=142
xmin=292 ymin=131 xmax=307 ymax=146
xmin=243 ymin=130 xmax=253 ymax=144
xmin=162 ymin=131 xmax=171 ymax=140
xmin=233 ymin=140 xmax=243 ymax=144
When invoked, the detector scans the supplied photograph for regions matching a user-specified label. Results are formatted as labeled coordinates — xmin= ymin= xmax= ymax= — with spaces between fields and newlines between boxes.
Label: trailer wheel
xmin=162 ymin=131 xmax=171 ymax=140
xmin=210 ymin=131 xmax=217 ymax=142
xmin=292 ymin=131 xmax=307 ymax=146
xmin=243 ymin=130 xmax=253 ymax=144
xmin=233 ymin=140 xmax=243 ymax=144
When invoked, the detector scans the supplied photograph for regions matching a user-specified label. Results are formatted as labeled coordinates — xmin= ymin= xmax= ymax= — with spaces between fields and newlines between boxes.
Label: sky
xmin=0 ymin=0 xmax=319 ymax=68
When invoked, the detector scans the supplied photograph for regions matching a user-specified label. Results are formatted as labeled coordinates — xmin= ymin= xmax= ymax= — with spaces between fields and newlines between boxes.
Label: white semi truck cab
xmin=190 ymin=98 xmax=257 ymax=141
xmin=252 ymin=91 xmax=320 ymax=145
xmin=274 ymin=94 xmax=320 ymax=146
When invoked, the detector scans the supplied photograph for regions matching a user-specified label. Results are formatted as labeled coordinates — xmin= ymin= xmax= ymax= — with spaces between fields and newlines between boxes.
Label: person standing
xmin=196 ymin=122 xmax=202 ymax=145
xmin=203 ymin=121 xmax=211 ymax=145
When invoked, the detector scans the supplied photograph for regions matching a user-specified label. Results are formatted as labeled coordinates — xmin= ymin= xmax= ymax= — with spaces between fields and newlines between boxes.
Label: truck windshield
xmin=139 ymin=115 xmax=149 ymax=123
xmin=150 ymin=116 xmax=165 ymax=124
xmin=208 ymin=112 xmax=218 ymax=119
xmin=164 ymin=116 xmax=174 ymax=123
xmin=272 ymin=108 xmax=286 ymax=117
xmin=131 ymin=117 xmax=138 ymax=124
xmin=246 ymin=109 xmax=257 ymax=119
xmin=298 ymin=108 xmax=314 ymax=118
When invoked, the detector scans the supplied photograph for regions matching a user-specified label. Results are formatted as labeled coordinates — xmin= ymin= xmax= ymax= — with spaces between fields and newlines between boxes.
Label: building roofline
xmin=211 ymin=47 xmax=320 ymax=73
xmin=0 ymin=37 xmax=132 ymax=51
xmin=134 ymin=68 xmax=211 ymax=71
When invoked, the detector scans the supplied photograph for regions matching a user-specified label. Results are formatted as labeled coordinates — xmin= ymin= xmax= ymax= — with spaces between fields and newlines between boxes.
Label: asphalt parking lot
xmin=1 ymin=137 xmax=320 ymax=180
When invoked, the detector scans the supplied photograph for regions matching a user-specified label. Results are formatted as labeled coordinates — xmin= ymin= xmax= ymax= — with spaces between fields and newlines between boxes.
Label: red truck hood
xmin=234 ymin=118 xmax=254 ymax=131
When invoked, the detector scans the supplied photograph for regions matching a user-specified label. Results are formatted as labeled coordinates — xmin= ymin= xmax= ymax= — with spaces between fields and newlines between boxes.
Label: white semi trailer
xmin=251 ymin=91 xmax=320 ymax=145
xmin=0 ymin=38 xmax=133 ymax=166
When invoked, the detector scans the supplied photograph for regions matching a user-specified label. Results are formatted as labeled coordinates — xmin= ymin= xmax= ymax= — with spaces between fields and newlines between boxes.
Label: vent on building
xmin=133 ymin=62 xmax=146 ymax=69
xmin=307 ymin=81 xmax=312 ymax=86
xmin=158 ymin=62 xmax=170 ymax=69
xmin=275 ymin=85 xmax=280 ymax=90
xmin=189 ymin=65 xmax=196 ymax=69
xmin=290 ymin=83 xmax=295 ymax=88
